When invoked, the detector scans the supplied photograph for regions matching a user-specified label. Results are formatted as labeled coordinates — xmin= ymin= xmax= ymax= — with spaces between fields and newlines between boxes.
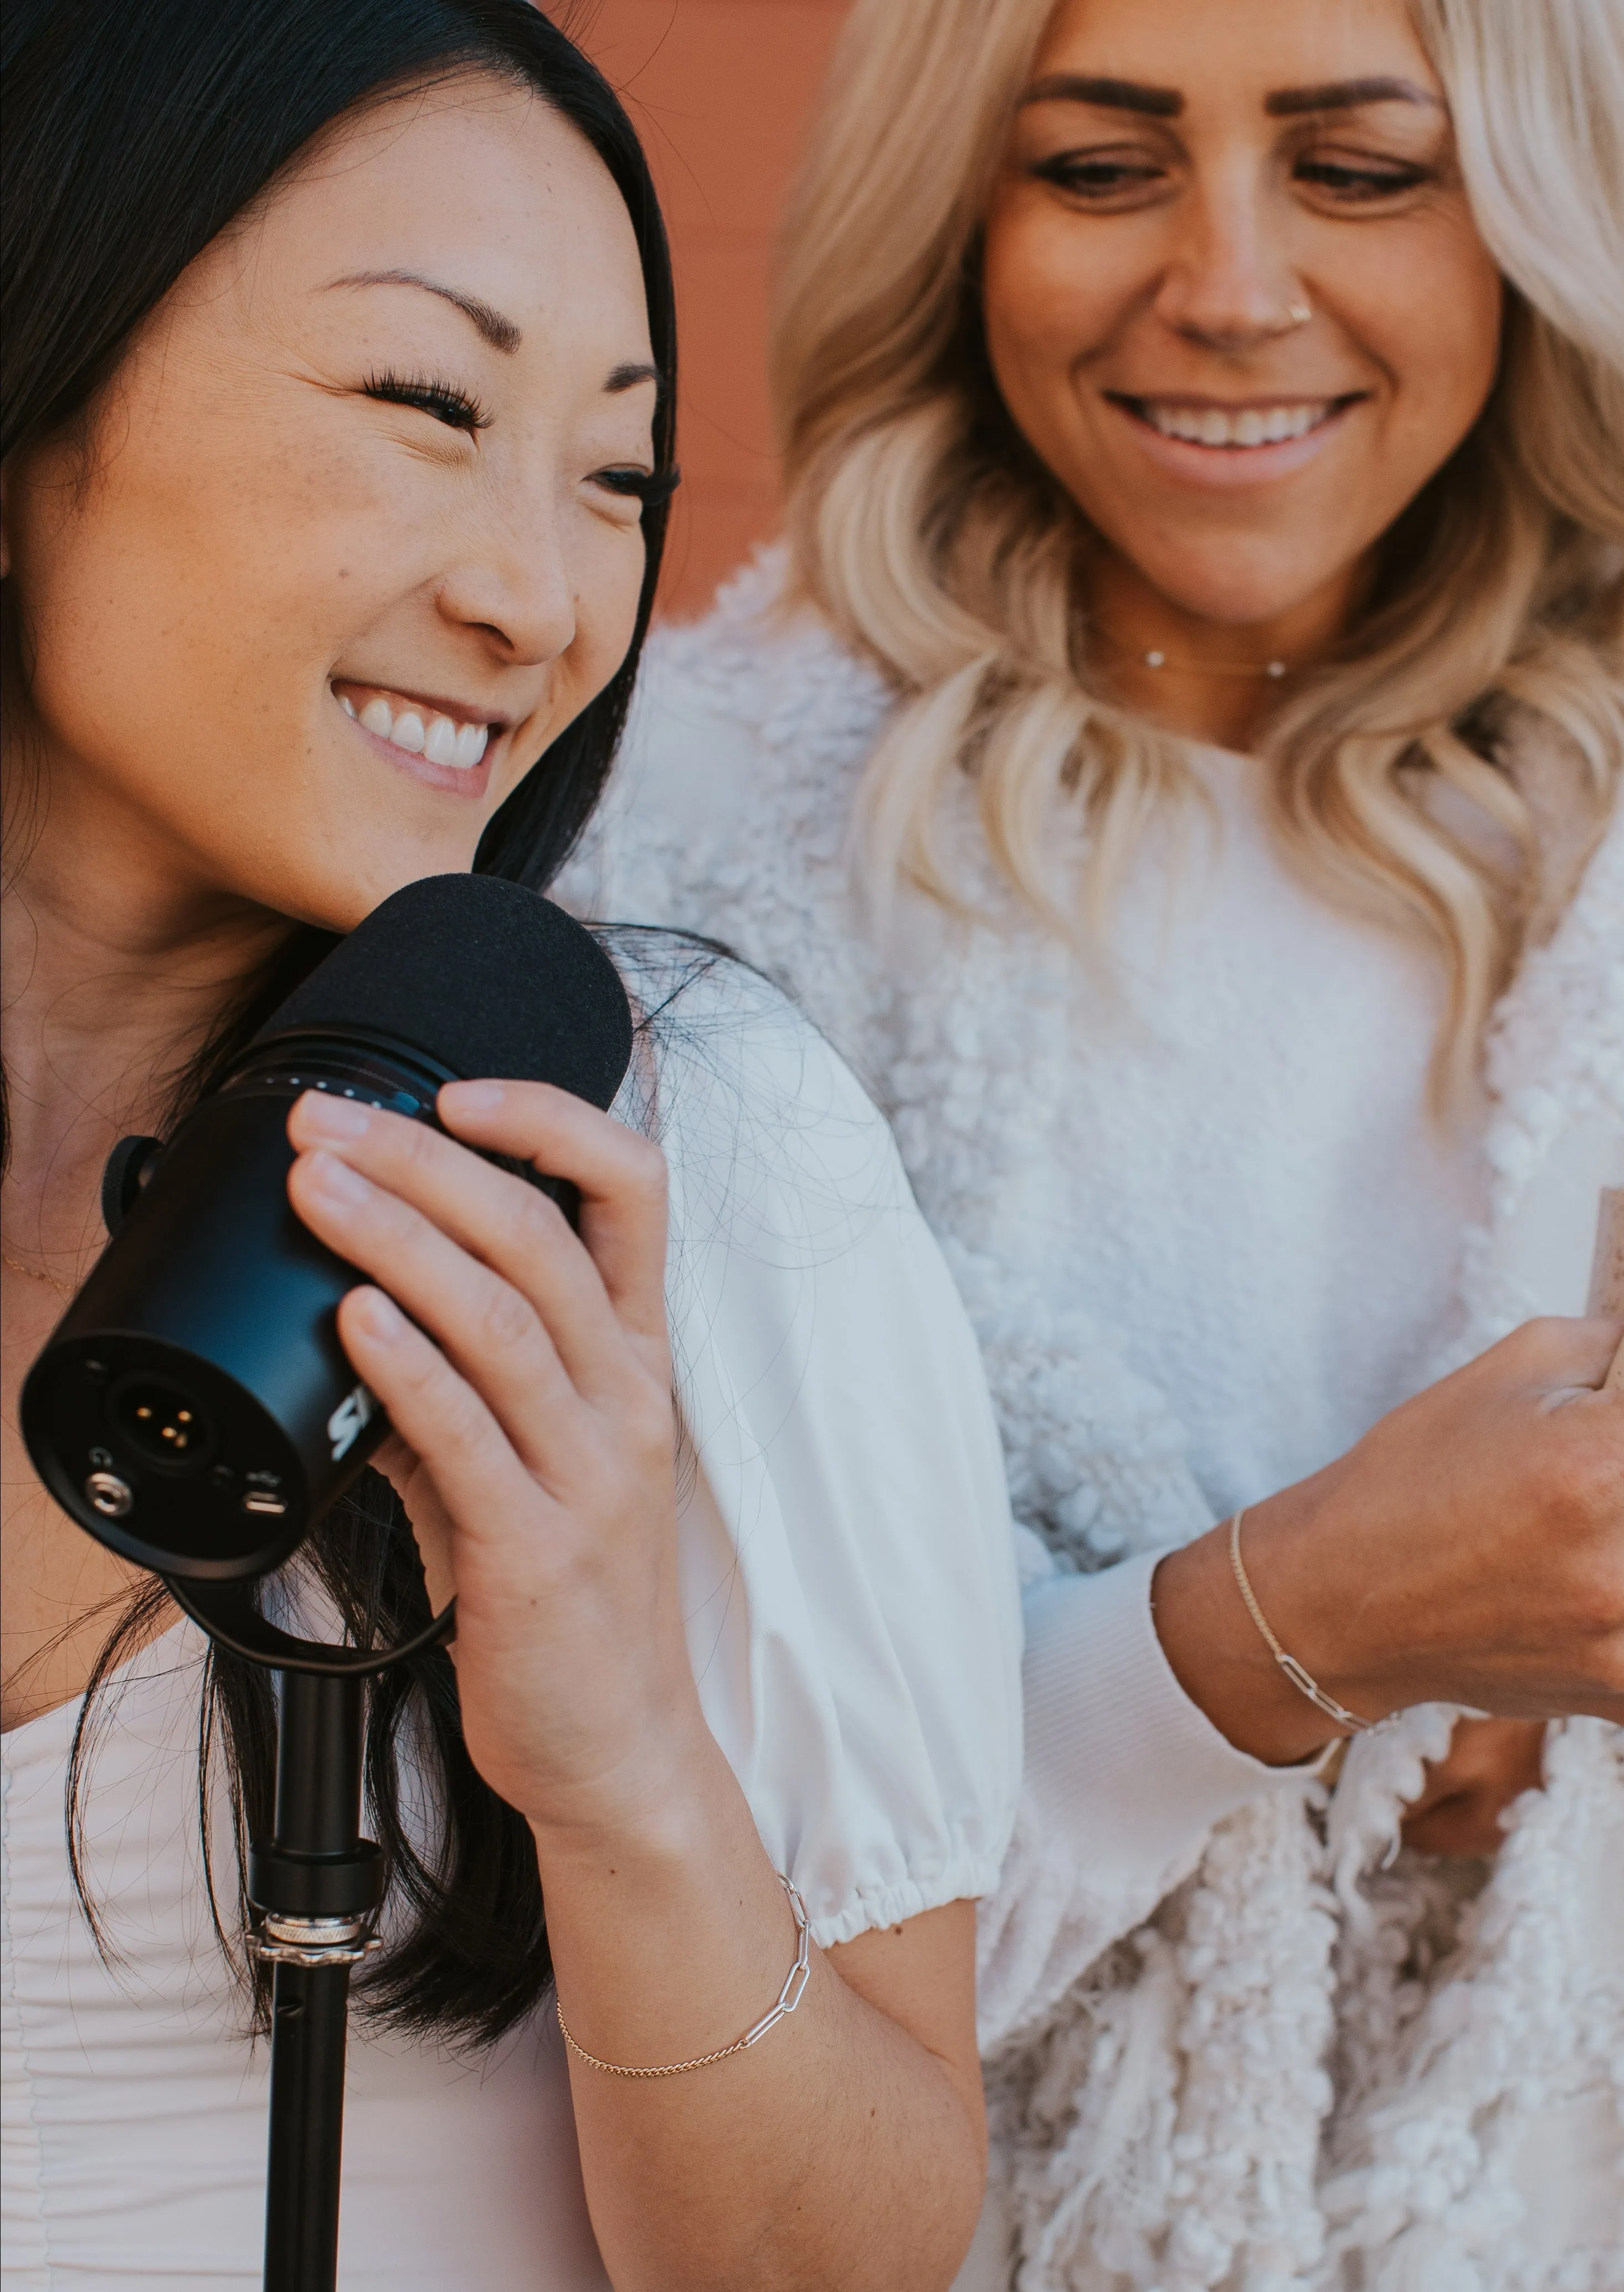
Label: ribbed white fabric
xmin=1020 ymin=1555 xmax=1324 ymax=1933
xmin=0 ymin=951 xmax=1024 ymax=2288
xmin=562 ymin=550 xmax=1624 ymax=2292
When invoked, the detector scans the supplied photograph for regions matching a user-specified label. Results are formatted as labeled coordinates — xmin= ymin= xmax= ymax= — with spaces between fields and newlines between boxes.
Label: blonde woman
xmin=563 ymin=0 xmax=1624 ymax=2285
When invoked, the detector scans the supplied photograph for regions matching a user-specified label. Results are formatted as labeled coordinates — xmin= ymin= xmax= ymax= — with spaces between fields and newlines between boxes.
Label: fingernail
xmin=307 ymin=1148 xmax=368 ymax=1204
xmin=443 ymin=1080 xmax=503 ymax=1114
xmin=353 ymin=1287 xmax=404 ymax=1340
xmin=297 ymin=1091 xmax=371 ymax=1138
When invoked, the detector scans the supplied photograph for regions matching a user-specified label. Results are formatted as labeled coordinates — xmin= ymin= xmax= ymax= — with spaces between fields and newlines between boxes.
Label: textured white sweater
xmin=562 ymin=556 xmax=1624 ymax=2292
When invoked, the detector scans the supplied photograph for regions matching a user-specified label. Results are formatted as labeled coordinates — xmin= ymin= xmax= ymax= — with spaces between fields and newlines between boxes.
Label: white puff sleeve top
xmin=1 ymin=949 xmax=1022 ymax=2290
xmin=618 ymin=938 xmax=1023 ymax=1944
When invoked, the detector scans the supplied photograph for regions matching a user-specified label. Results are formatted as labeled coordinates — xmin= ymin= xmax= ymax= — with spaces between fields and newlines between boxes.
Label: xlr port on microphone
xmin=111 ymin=1375 xmax=215 ymax=1471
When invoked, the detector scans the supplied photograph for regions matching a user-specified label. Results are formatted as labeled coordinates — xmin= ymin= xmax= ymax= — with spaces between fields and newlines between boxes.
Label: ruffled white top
xmin=0 ymin=951 xmax=1024 ymax=2289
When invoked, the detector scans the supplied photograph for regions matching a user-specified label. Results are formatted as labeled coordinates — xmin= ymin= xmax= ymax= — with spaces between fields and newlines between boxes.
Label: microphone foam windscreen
xmin=256 ymin=875 xmax=633 ymax=1109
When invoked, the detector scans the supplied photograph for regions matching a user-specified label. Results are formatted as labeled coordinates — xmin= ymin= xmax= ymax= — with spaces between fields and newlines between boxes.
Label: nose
xmin=1153 ymin=165 xmax=1306 ymax=352
xmin=434 ymin=496 xmax=578 ymax=667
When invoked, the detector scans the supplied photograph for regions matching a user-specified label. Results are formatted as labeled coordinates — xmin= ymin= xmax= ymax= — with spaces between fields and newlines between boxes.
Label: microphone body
xmin=22 ymin=878 xmax=633 ymax=1579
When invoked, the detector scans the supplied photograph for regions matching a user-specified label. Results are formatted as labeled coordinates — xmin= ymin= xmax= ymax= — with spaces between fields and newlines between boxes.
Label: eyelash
xmin=1032 ymin=153 xmax=1163 ymax=197
xmin=362 ymin=369 xmax=490 ymax=432
xmin=1294 ymin=158 xmax=1430 ymax=201
xmin=592 ymin=465 xmax=682 ymax=507
xmin=1030 ymin=151 xmax=1432 ymax=204
xmin=361 ymin=373 xmax=677 ymax=507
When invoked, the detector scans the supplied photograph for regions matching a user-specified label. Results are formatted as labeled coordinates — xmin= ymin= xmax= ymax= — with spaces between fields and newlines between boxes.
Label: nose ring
xmin=1281 ymin=299 xmax=1313 ymax=330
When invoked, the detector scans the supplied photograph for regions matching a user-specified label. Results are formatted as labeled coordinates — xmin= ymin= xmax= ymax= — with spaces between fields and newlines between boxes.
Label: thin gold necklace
xmin=1097 ymin=631 xmax=1292 ymax=681
xmin=2 ymin=1250 xmax=77 ymax=1299
xmin=1137 ymin=647 xmax=1289 ymax=680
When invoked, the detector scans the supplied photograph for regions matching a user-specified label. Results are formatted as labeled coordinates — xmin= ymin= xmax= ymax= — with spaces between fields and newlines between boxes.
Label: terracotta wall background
xmin=575 ymin=1 xmax=852 ymax=621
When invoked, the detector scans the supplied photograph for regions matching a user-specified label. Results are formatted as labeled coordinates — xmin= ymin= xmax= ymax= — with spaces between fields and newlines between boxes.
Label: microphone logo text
xmin=327 ymin=1383 xmax=378 ymax=1461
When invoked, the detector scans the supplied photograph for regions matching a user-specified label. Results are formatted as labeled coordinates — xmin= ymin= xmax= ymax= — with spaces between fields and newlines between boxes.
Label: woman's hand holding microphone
xmin=280 ymin=1080 xmax=994 ymax=2292
xmin=1154 ymin=1315 xmax=1624 ymax=1821
xmin=284 ymin=1075 xmax=713 ymax=1841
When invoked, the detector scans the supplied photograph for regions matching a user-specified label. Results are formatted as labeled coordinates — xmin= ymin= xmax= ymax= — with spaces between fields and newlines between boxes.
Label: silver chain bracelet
xmin=1228 ymin=1508 xmax=1374 ymax=1735
xmin=556 ymin=1873 xmax=813 ymax=2079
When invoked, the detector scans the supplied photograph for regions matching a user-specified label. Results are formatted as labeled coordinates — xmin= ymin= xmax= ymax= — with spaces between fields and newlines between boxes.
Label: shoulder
xmin=636 ymin=546 xmax=893 ymax=770
xmin=566 ymin=551 xmax=892 ymax=917
xmin=603 ymin=932 xmax=907 ymax=1243
xmin=1480 ymin=780 xmax=1624 ymax=1145
xmin=600 ymin=936 xmax=1024 ymax=1942
xmin=562 ymin=563 xmax=904 ymax=1063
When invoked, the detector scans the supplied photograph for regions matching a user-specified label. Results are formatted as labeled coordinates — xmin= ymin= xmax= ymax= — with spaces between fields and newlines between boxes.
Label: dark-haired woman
xmin=0 ymin=7 xmax=1020 ymax=2285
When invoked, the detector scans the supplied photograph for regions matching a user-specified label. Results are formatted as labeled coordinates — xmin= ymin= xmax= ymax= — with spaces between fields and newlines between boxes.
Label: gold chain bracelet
xmin=1228 ymin=1509 xmax=1374 ymax=1735
xmin=556 ymin=1874 xmax=813 ymax=2078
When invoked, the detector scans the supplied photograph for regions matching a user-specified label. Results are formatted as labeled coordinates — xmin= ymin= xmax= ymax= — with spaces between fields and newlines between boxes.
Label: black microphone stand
xmin=167 ymin=1577 xmax=451 ymax=2292
xmin=254 ymin=1670 xmax=378 ymax=2292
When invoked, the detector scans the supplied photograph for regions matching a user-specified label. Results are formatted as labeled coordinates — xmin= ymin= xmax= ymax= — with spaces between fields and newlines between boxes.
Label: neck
xmin=2 ymin=741 xmax=291 ymax=1269
xmin=1087 ymin=553 xmax=1363 ymax=752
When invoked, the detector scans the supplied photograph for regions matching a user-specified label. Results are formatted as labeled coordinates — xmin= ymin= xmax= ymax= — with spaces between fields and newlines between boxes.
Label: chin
xmin=1127 ymin=545 xmax=1341 ymax=632
xmin=261 ymin=842 xmax=480 ymax=938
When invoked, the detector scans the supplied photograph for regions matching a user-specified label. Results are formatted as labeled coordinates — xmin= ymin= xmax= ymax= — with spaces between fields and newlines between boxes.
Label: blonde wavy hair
xmin=769 ymin=0 xmax=1624 ymax=1085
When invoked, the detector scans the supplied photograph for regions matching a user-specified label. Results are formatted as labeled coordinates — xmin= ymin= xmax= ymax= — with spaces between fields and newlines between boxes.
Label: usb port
xmin=242 ymin=1492 xmax=287 ymax=1517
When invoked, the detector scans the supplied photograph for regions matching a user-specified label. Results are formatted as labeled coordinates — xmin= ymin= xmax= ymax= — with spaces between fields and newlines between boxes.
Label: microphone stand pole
xmin=163 ymin=1580 xmax=449 ymax=2292
xmin=249 ymin=1669 xmax=382 ymax=2292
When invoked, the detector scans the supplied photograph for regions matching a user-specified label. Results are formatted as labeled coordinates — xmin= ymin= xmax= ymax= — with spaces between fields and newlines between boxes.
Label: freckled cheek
xmin=1341 ymin=257 xmax=1502 ymax=467
xmin=573 ymin=528 xmax=649 ymax=693
xmin=210 ymin=438 xmax=434 ymax=635
xmin=984 ymin=231 xmax=1124 ymax=440
xmin=127 ymin=426 xmax=405 ymax=658
xmin=24 ymin=466 xmax=373 ymax=825
xmin=20 ymin=490 xmax=264 ymax=781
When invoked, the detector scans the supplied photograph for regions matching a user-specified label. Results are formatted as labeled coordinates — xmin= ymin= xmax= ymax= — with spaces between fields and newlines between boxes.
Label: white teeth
xmin=424 ymin=715 xmax=460 ymax=767
xmin=346 ymin=690 xmax=490 ymax=766
xmin=1141 ymin=400 xmax=1332 ymax=448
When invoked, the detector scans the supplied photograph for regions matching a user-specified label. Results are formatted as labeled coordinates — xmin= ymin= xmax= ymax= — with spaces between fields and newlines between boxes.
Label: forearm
xmin=534 ymin=1720 xmax=984 ymax=2292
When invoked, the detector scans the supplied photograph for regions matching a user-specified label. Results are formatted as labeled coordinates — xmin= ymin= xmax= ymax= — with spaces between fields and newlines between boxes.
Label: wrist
xmin=1153 ymin=1481 xmax=1379 ymax=1765
xmin=1238 ymin=1478 xmax=1391 ymax=1728
xmin=524 ymin=1703 xmax=736 ymax=1878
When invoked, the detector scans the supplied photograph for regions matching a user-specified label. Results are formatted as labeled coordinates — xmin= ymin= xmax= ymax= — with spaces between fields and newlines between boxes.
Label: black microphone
xmin=21 ymin=876 xmax=633 ymax=1582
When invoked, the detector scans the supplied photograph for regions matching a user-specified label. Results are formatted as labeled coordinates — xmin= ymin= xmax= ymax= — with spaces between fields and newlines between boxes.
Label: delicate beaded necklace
xmin=1139 ymin=647 xmax=1289 ymax=680
xmin=2 ymin=1250 xmax=76 ymax=1298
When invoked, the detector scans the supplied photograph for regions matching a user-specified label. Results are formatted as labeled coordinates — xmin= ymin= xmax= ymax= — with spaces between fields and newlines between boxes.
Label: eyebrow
xmin=1022 ymin=74 xmax=1182 ymax=118
xmin=327 ymin=275 xmax=665 ymax=395
xmin=1019 ymin=71 xmax=1443 ymax=125
xmin=327 ymin=269 xmax=522 ymax=353
xmin=1265 ymin=76 xmax=1442 ymax=116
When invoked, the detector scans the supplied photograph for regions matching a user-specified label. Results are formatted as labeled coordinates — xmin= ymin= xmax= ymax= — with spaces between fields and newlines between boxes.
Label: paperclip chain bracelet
xmin=556 ymin=1874 xmax=813 ymax=2078
xmin=1227 ymin=1508 xmax=1374 ymax=1735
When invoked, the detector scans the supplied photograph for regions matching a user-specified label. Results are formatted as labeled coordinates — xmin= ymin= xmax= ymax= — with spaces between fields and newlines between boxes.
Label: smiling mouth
xmin=1110 ymin=394 xmax=1364 ymax=449
xmin=334 ymin=681 xmax=493 ymax=770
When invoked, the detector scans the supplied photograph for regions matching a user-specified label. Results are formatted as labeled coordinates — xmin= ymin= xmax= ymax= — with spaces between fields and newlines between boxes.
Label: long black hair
xmin=2 ymin=0 xmax=678 ymax=2044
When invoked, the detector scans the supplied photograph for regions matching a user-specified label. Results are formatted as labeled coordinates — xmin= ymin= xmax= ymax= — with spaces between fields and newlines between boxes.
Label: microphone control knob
xmin=85 ymin=1469 xmax=134 ymax=1519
